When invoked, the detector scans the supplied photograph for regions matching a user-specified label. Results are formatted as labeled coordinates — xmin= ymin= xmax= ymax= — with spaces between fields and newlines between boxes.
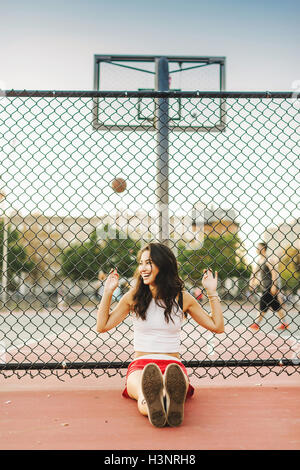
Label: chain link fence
xmin=0 ymin=90 xmax=299 ymax=381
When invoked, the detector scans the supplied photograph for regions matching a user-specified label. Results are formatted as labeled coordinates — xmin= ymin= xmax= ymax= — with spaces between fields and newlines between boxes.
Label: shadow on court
xmin=0 ymin=370 xmax=299 ymax=450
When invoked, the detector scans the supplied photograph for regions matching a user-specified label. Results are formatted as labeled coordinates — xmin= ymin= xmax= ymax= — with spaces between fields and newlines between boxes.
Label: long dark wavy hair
xmin=132 ymin=243 xmax=185 ymax=323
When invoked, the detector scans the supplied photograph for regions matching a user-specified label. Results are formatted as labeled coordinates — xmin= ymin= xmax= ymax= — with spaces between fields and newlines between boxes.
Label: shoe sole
xmin=141 ymin=363 xmax=166 ymax=428
xmin=164 ymin=363 xmax=188 ymax=427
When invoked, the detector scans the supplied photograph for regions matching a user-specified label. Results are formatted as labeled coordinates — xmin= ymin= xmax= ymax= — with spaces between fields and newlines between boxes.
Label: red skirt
xmin=122 ymin=358 xmax=194 ymax=399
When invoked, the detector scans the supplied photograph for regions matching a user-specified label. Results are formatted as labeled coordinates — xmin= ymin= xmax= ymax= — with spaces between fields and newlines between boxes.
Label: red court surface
xmin=1 ymin=369 xmax=299 ymax=450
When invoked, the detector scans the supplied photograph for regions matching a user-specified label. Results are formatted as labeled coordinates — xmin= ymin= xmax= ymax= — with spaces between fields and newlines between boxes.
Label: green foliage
xmin=177 ymin=233 xmax=251 ymax=283
xmin=279 ymin=246 xmax=300 ymax=292
xmin=0 ymin=220 xmax=35 ymax=277
xmin=61 ymin=227 xmax=251 ymax=286
xmin=61 ymin=226 xmax=140 ymax=281
xmin=60 ymin=240 xmax=101 ymax=282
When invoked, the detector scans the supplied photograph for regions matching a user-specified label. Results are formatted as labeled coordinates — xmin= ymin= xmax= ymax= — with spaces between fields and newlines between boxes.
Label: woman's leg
xmin=140 ymin=363 xmax=167 ymax=427
xmin=125 ymin=362 xmax=191 ymax=427
xmin=126 ymin=369 xmax=148 ymax=416
xmin=126 ymin=365 xmax=167 ymax=427
xmin=164 ymin=363 xmax=189 ymax=427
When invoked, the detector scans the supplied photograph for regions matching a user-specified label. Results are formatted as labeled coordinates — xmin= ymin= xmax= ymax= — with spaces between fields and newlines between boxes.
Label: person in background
xmin=249 ymin=242 xmax=288 ymax=330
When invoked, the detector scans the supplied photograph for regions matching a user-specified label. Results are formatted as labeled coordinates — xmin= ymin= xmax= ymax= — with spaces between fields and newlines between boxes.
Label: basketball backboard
xmin=92 ymin=54 xmax=226 ymax=132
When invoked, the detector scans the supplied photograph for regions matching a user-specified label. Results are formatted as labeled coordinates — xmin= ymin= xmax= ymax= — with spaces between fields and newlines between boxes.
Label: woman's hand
xmin=202 ymin=269 xmax=218 ymax=294
xmin=103 ymin=269 xmax=119 ymax=294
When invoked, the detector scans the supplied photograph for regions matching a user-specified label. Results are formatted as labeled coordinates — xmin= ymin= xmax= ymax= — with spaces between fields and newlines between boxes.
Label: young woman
xmin=96 ymin=242 xmax=224 ymax=428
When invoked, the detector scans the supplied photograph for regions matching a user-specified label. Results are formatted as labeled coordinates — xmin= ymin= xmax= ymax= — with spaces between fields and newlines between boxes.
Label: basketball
xmin=111 ymin=177 xmax=127 ymax=193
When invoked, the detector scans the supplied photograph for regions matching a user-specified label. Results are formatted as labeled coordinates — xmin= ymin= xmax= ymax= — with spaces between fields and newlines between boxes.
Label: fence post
xmin=0 ymin=192 xmax=8 ymax=304
xmin=155 ymin=57 xmax=170 ymax=245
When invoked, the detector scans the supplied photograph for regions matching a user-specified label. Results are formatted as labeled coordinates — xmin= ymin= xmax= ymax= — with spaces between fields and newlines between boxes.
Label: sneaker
xmin=277 ymin=322 xmax=289 ymax=330
xmin=141 ymin=363 xmax=167 ymax=428
xmin=164 ymin=363 xmax=188 ymax=427
xmin=250 ymin=323 xmax=260 ymax=330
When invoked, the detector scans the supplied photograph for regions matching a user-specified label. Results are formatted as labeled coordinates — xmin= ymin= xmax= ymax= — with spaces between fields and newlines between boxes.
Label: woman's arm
xmin=183 ymin=270 xmax=224 ymax=334
xmin=96 ymin=269 xmax=132 ymax=333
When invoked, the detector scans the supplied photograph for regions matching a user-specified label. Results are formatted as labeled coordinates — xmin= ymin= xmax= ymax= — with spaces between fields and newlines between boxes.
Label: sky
xmin=0 ymin=0 xmax=299 ymax=262
xmin=0 ymin=0 xmax=299 ymax=92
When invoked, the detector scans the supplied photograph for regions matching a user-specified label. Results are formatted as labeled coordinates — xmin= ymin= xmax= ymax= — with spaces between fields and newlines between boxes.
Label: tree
xmin=0 ymin=220 xmax=35 ymax=281
xmin=60 ymin=230 xmax=102 ymax=282
xmin=61 ymin=226 xmax=140 ymax=282
xmin=97 ymin=235 xmax=141 ymax=279
xmin=279 ymin=246 xmax=300 ymax=293
xmin=177 ymin=233 xmax=251 ymax=284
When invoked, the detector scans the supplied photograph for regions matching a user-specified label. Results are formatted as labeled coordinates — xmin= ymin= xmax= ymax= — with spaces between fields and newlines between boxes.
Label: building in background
xmin=7 ymin=205 xmax=239 ymax=290
xmin=264 ymin=218 xmax=300 ymax=259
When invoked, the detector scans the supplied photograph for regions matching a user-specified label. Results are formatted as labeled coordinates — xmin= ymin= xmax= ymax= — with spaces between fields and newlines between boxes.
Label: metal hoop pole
xmin=155 ymin=57 xmax=170 ymax=245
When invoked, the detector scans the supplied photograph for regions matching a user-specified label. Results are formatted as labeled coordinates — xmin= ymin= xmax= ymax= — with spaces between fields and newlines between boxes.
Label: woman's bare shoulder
xmin=181 ymin=290 xmax=197 ymax=309
xmin=182 ymin=290 xmax=194 ymax=299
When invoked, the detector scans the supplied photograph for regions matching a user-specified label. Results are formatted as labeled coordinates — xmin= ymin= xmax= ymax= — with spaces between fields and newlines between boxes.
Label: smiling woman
xmin=96 ymin=242 xmax=224 ymax=428
xmin=133 ymin=244 xmax=184 ymax=323
xmin=139 ymin=252 xmax=159 ymax=285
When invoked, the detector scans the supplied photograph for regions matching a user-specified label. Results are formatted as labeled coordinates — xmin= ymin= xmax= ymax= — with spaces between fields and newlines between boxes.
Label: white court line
xmin=5 ymin=326 xmax=82 ymax=354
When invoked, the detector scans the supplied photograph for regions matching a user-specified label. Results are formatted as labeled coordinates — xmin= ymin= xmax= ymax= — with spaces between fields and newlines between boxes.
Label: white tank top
xmin=132 ymin=298 xmax=184 ymax=353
